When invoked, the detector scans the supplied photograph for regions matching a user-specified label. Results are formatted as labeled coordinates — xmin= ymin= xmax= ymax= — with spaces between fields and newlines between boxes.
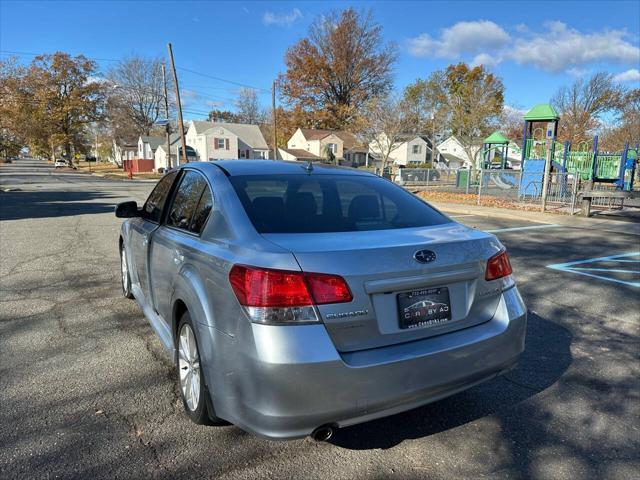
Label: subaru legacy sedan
xmin=115 ymin=160 xmax=526 ymax=441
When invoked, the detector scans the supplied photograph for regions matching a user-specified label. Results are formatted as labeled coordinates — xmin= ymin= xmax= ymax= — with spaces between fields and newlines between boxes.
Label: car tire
xmin=120 ymin=246 xmax=134 ymax=299
xmin=176 ymin=311 xmax=225 ymax=425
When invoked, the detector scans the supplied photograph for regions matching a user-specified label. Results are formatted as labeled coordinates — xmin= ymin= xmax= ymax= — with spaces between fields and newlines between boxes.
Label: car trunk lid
xmin=262 ymin=223 xmax=505 ymax=352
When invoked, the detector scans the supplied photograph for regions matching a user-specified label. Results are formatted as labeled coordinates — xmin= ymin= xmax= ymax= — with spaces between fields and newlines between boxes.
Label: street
xmin=1 ymin=159 xmax=639 ymax=480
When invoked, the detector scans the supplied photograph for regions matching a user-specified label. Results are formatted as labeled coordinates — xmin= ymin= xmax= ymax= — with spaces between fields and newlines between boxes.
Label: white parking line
xmin=486 ymin=224 xmax=561 ymax=233
xmin=449 ymin=214 xmax=476 ymax=218
xmin=547 ymin=252 xmax=640 ymax=287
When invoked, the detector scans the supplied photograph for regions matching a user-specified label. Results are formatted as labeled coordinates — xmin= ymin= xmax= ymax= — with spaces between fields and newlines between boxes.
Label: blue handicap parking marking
xmin=547 ymin=252 xmax=640 ymax=287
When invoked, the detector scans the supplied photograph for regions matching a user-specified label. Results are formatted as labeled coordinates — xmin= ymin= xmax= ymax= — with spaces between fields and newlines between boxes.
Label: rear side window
xmin=142 ymin=171 xmax=178 ymax=223
xmin=229 ymin=174 xmax=450 ymax=233
xmin=167 ymin=171 xmax=208 ymax=231
xmin=189 ymin=185 xmax=213 ymax=234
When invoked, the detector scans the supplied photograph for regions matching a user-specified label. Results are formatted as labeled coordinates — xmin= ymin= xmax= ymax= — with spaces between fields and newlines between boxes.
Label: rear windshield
xmin=229 ymin=174 xmax=450 ymax=233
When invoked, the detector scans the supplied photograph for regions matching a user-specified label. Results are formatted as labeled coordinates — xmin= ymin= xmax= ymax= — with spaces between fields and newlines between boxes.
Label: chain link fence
xmin=397 ymin=168 xmax=592 ymax=213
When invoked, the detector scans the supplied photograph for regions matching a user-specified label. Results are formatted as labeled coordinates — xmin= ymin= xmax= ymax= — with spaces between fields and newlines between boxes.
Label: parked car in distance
xmin=54 ymin=159 xmax=67 ymax=168
xmin=116 ymin=160 xmax=526 ymax=441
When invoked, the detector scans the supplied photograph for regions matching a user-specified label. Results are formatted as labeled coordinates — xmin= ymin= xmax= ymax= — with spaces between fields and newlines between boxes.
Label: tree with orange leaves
xmin=279 ymin=8 xmax=396 ymax=130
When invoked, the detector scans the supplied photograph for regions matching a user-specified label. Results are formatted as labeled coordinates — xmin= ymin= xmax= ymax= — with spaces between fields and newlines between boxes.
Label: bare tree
xmin=552 ymin=72 xmax=624 ymax=145
xmin=356 ymin=95 xmax=410 ymax=172
xmin=107 ymin=56 xmax=166 ymax=136
xmin=235 ymin=88 xmax=264 ymax=124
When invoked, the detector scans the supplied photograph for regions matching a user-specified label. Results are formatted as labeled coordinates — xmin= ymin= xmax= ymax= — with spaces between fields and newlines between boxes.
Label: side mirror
xmin=115 ymin=201 xmax=140 ymax=218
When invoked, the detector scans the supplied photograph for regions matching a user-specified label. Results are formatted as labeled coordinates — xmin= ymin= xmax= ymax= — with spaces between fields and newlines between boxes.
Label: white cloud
xmin=471 ymin=53 xmax=500 ymax=68
xmin=508 ymin=22 xmax=640 ymax=72
xmin=408 ymin=20 xmax=510 ymax=58
xmin=408 ymin=20 xmax=640 ymax=75
xmin=263 ymin=8 xmax=302 ymax=27
xmin=613 ymin=68 xmax=640 ymax=83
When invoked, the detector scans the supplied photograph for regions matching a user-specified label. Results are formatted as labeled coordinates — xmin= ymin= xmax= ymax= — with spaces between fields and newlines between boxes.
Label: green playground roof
xmin=524 ymin=104 xmax=560 ymax=121
xmin=484 ymin=131 xmax=509 ymax=144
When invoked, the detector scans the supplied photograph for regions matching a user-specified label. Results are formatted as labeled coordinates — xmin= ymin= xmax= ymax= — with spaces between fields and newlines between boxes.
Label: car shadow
xmin=329 ymin=310 xmax=572 ymax=450
xmin=0 ymin=190 xmax=119 ymax=221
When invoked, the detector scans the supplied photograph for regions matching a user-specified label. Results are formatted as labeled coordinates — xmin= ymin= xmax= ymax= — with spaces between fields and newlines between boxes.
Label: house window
xmin=216 ymin=138 xmax=225 ymax=149
xmin=327 ymin=143 xmax=337 ymax=153
xmin=412 ymin=145 xmax=422 ymax=154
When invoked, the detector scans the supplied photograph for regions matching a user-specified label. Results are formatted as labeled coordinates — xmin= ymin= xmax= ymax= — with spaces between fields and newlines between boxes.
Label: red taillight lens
xmin=229 ymin=265 xmax=352 ymax=307
xmin=305 ymin=272 xmax=353 ymax=305
xmin=485 ymin=250 xmax=513 ymax=281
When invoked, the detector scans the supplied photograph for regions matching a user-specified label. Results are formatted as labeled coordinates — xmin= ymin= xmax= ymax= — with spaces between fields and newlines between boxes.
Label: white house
xmin=185 ymin=121 xmax=269 ymax=161
xmin=368 ymin=134 xmax=440 ymax=167
xmin=112 ymin=138 xmax=137 ymax=166
xmin=280 ymin=128 xmax=368 ymax=165
xmin=138 ymin=136 xmax=165 ymax=160
xmin=153 ymin=133 xmax=180 ymax=171
xmin=437 ymin=135 xmax=482 ymax=169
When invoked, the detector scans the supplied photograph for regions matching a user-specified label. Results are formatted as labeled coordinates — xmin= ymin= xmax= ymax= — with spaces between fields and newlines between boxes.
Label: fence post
xmin=591 ymin=135 xmax=599 ymax=182
xmin=618 ymin=142 xmax=629 ymax=190
xmin=570 ymin=175 xmax=578 ymax=214
xmin=562 ymin=141 xmax=570 ymax=171
xmin=477 ymin=169 xmax=483 ymax=205
xmin=426 ymin=168 xmax=430 ymax=189
xmin=466 ymin=168 xmax=470 ymax=194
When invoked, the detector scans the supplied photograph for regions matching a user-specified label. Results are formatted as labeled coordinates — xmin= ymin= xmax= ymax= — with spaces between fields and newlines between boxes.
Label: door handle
xmin=173 ymin=249 xmax=184 ymax=264
xmin=142 ymin=234 xmax=149 ymax=246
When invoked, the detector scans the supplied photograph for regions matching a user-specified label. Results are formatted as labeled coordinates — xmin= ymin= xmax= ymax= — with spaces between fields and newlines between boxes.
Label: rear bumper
xmin=209 ymin=286 xmax=526 ymax=440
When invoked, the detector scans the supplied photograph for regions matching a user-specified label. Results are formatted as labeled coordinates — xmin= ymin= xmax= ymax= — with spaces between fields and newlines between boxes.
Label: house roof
xmin=191 ymin=121 xmax=269 ymax=149
xmin=298 ymin=128 xmax=366 ymax=151
xmin=140 ymin=136 xmax=165 ymax=151
xmin=484 ymin=131 xmax=509 ymax=144
xmin=524 ymin=104 xmax=559 ymax=121
xmin=441 ymin=152 xmax=467 ymax=164
xmin=279 ymin=148 xmax=322 ymax=160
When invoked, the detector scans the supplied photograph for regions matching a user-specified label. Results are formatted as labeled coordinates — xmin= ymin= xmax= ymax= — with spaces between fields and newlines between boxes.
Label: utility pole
xmin=271 ymin=80 xmax=277 ymax=160
xmin=161 ymin=63 xmax=172 ymax=170
xmin=167 ymin=43 xmax=188 ymax=164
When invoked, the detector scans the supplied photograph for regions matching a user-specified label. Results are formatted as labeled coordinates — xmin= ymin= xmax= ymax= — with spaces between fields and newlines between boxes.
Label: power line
xmin=176 ymin=66 xmax=270 ymax=93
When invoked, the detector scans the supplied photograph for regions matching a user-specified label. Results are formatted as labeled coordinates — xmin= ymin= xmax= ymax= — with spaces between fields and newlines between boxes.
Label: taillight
xmin=485 ymin=250 xmax=513 ymax=281
xmin=228 ymin=265 xmax=352 ymax=324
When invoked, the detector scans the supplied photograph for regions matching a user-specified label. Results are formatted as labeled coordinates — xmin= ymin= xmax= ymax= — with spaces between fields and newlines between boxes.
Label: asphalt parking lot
xmin=1 ymin=159 xmax=639 ymax=480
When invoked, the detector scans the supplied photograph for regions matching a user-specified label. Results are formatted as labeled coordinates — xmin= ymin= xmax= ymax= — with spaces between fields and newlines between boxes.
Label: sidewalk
xmin=429 ymin=200 xmax=640 ymax=236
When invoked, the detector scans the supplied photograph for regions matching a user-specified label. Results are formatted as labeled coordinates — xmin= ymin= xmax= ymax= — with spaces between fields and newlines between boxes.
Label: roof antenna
xmin=304 ymin=160 xmax=314 ymax=172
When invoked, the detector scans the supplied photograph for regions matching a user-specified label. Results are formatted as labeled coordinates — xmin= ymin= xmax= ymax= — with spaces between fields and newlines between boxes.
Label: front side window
xmin=166 ymin=171 xmax=208 ymax=231
xmin=142 ymin=171 xmax=178 ymax=223
xmin=412 ymin=145 xmax=422 ymax=154
xmin=229 ymin=174 xmax=450 ymax=234
xmin=216 ymin=138 xmax=225 ymax=149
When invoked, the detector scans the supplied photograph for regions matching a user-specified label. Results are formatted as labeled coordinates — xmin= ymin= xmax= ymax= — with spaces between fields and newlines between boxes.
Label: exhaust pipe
xmin=311 ymin=425 xmax=334 ymax=442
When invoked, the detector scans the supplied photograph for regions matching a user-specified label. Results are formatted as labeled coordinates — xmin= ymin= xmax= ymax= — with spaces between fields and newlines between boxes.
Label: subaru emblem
xmin=414 ymin=249 xmax=436 ymax=264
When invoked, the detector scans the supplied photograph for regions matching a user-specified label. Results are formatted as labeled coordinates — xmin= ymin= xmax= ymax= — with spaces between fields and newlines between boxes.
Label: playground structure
xmin=519 ymin=103 xmax=638 ymax=198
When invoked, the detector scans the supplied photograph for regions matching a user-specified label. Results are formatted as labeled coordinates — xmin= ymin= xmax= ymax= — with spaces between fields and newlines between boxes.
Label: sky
xmin=1 ymin=0 xmax=639 ymax=121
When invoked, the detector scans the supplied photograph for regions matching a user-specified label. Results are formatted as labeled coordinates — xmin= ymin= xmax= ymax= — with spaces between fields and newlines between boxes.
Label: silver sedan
xmin=116 ymin=160 xmax=526 ymax=441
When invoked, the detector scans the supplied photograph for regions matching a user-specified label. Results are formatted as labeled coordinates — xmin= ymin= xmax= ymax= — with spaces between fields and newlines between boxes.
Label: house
xmin=185 ymin=121 xmax=269 ymax=161
xmin=154 ymin=135 xmax=199 ymax=171
xmin=138 ymin=136 xmax=165 ymax=160
xmin=368 ymin=133 xmax=441 ymax=167
xmin=112 ymin=138 xmax=137 ymax=166
xmin=280 ymin=128 xmax=368 ymax=165
xmin=153 ymin=133 xmax=179 ymax=171
xmin=437 ymin=135 xmax=481 ymax=169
